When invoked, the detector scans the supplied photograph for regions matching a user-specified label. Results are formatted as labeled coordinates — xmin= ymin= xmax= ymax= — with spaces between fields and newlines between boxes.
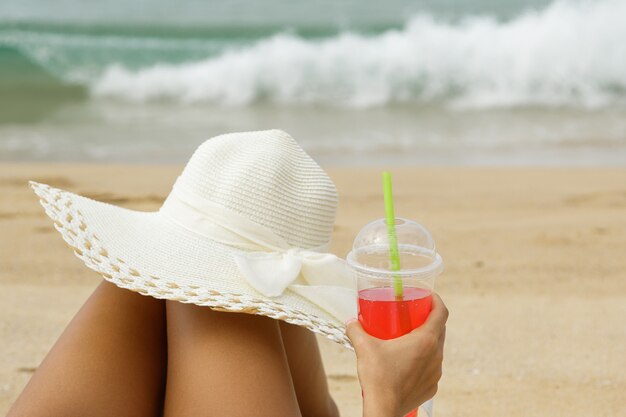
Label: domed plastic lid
xmin=347 ymin=217 xmax=443 ymax=277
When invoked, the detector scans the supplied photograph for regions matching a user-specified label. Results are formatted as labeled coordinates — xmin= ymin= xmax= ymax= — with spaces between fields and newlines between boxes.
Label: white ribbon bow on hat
xmin=159 ymin=184 xmax=357 ymax=323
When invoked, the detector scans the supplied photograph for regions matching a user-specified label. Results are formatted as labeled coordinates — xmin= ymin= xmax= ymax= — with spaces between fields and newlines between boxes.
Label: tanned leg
xmin=7 ymin=281 xmax=167 ymax=417
xmin=163 ymin=301 xmax=302 ymax=417
xmin=279 ymin=322 xmax=340 ymax=417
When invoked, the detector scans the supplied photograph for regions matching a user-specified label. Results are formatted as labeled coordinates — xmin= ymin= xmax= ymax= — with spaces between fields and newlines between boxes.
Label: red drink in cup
xmin=347 ymin=216 xmax=443 ymax=417
xmin=358 ymin=287 xmax=433 ymax=340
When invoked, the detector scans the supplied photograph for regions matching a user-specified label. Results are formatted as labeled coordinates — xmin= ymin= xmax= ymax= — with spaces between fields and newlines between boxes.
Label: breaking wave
xmin=92 ymin=0 xmax=626 ymax=108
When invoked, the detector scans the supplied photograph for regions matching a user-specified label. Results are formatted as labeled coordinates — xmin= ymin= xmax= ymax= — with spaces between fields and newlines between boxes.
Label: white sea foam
xmin=92 ymin=0 xmax=626 ymax=108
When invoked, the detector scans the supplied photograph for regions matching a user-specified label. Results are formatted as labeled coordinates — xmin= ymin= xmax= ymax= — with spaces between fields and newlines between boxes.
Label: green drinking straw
xmin=382 ymin=171 xmax=404 ymax=299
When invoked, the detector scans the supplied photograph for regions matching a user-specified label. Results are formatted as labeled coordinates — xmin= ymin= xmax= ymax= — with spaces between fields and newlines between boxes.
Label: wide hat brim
xmin=30 ymin=181 xmax=352 ymax=348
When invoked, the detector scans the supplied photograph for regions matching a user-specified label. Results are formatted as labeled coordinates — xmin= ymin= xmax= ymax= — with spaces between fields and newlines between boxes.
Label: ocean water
xmin=1 ymin=0 xmax=625 ymax=165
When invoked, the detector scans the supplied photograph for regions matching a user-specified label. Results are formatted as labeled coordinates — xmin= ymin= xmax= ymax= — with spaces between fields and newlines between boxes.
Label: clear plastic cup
xmin=347 ymin=217 xmax=443 ymax=417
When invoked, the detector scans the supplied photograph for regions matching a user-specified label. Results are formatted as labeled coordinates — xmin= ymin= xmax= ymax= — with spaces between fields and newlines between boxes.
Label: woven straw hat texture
xmin=29 ymin=130 xmax=352 ymax=348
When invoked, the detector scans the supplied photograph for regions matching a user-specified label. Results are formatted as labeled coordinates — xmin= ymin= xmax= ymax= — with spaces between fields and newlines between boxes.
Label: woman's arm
xmin=346 ymin=293 xmax=448 ymax=417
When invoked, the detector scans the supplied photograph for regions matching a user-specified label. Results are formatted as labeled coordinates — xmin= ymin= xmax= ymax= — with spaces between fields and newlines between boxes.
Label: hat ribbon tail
xmin=233 ymin=249 xmax=357 ymax=323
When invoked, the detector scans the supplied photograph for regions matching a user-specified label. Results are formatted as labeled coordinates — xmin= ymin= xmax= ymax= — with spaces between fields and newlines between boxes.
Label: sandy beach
xmin=1 ymin=163 xmax=625 ymax=417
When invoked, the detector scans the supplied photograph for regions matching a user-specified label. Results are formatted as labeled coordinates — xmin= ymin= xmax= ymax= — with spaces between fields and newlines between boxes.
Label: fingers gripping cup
xmin=347 ymin=174 xmax=443 ymax=417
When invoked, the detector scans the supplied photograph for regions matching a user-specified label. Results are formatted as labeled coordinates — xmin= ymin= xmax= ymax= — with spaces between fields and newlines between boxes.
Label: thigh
xmin=8 ymin=280 xmax=167 ymax=417
xmin=163 ymin=301 xmax=301 ymax=417
xmin=279 ymin=322 xmax=339 ymax=417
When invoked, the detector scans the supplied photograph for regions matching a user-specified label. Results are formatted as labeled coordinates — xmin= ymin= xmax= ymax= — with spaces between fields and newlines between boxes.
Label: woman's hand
xmin=346 ymin=293 xmax=448 ymax=417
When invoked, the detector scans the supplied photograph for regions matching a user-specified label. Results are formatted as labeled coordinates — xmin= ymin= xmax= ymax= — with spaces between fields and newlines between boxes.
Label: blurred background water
xmin=1 ymin=0 xmax=625 ymax=165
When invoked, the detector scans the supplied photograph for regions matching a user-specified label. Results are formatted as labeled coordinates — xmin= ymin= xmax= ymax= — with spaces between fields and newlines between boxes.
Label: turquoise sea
xmin=1 ymin=0 xmax=625 ymax=165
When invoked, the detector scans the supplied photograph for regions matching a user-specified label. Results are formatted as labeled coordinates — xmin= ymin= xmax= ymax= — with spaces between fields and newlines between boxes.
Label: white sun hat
xmin=29 ymin=129 xmax=356 ymax=348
